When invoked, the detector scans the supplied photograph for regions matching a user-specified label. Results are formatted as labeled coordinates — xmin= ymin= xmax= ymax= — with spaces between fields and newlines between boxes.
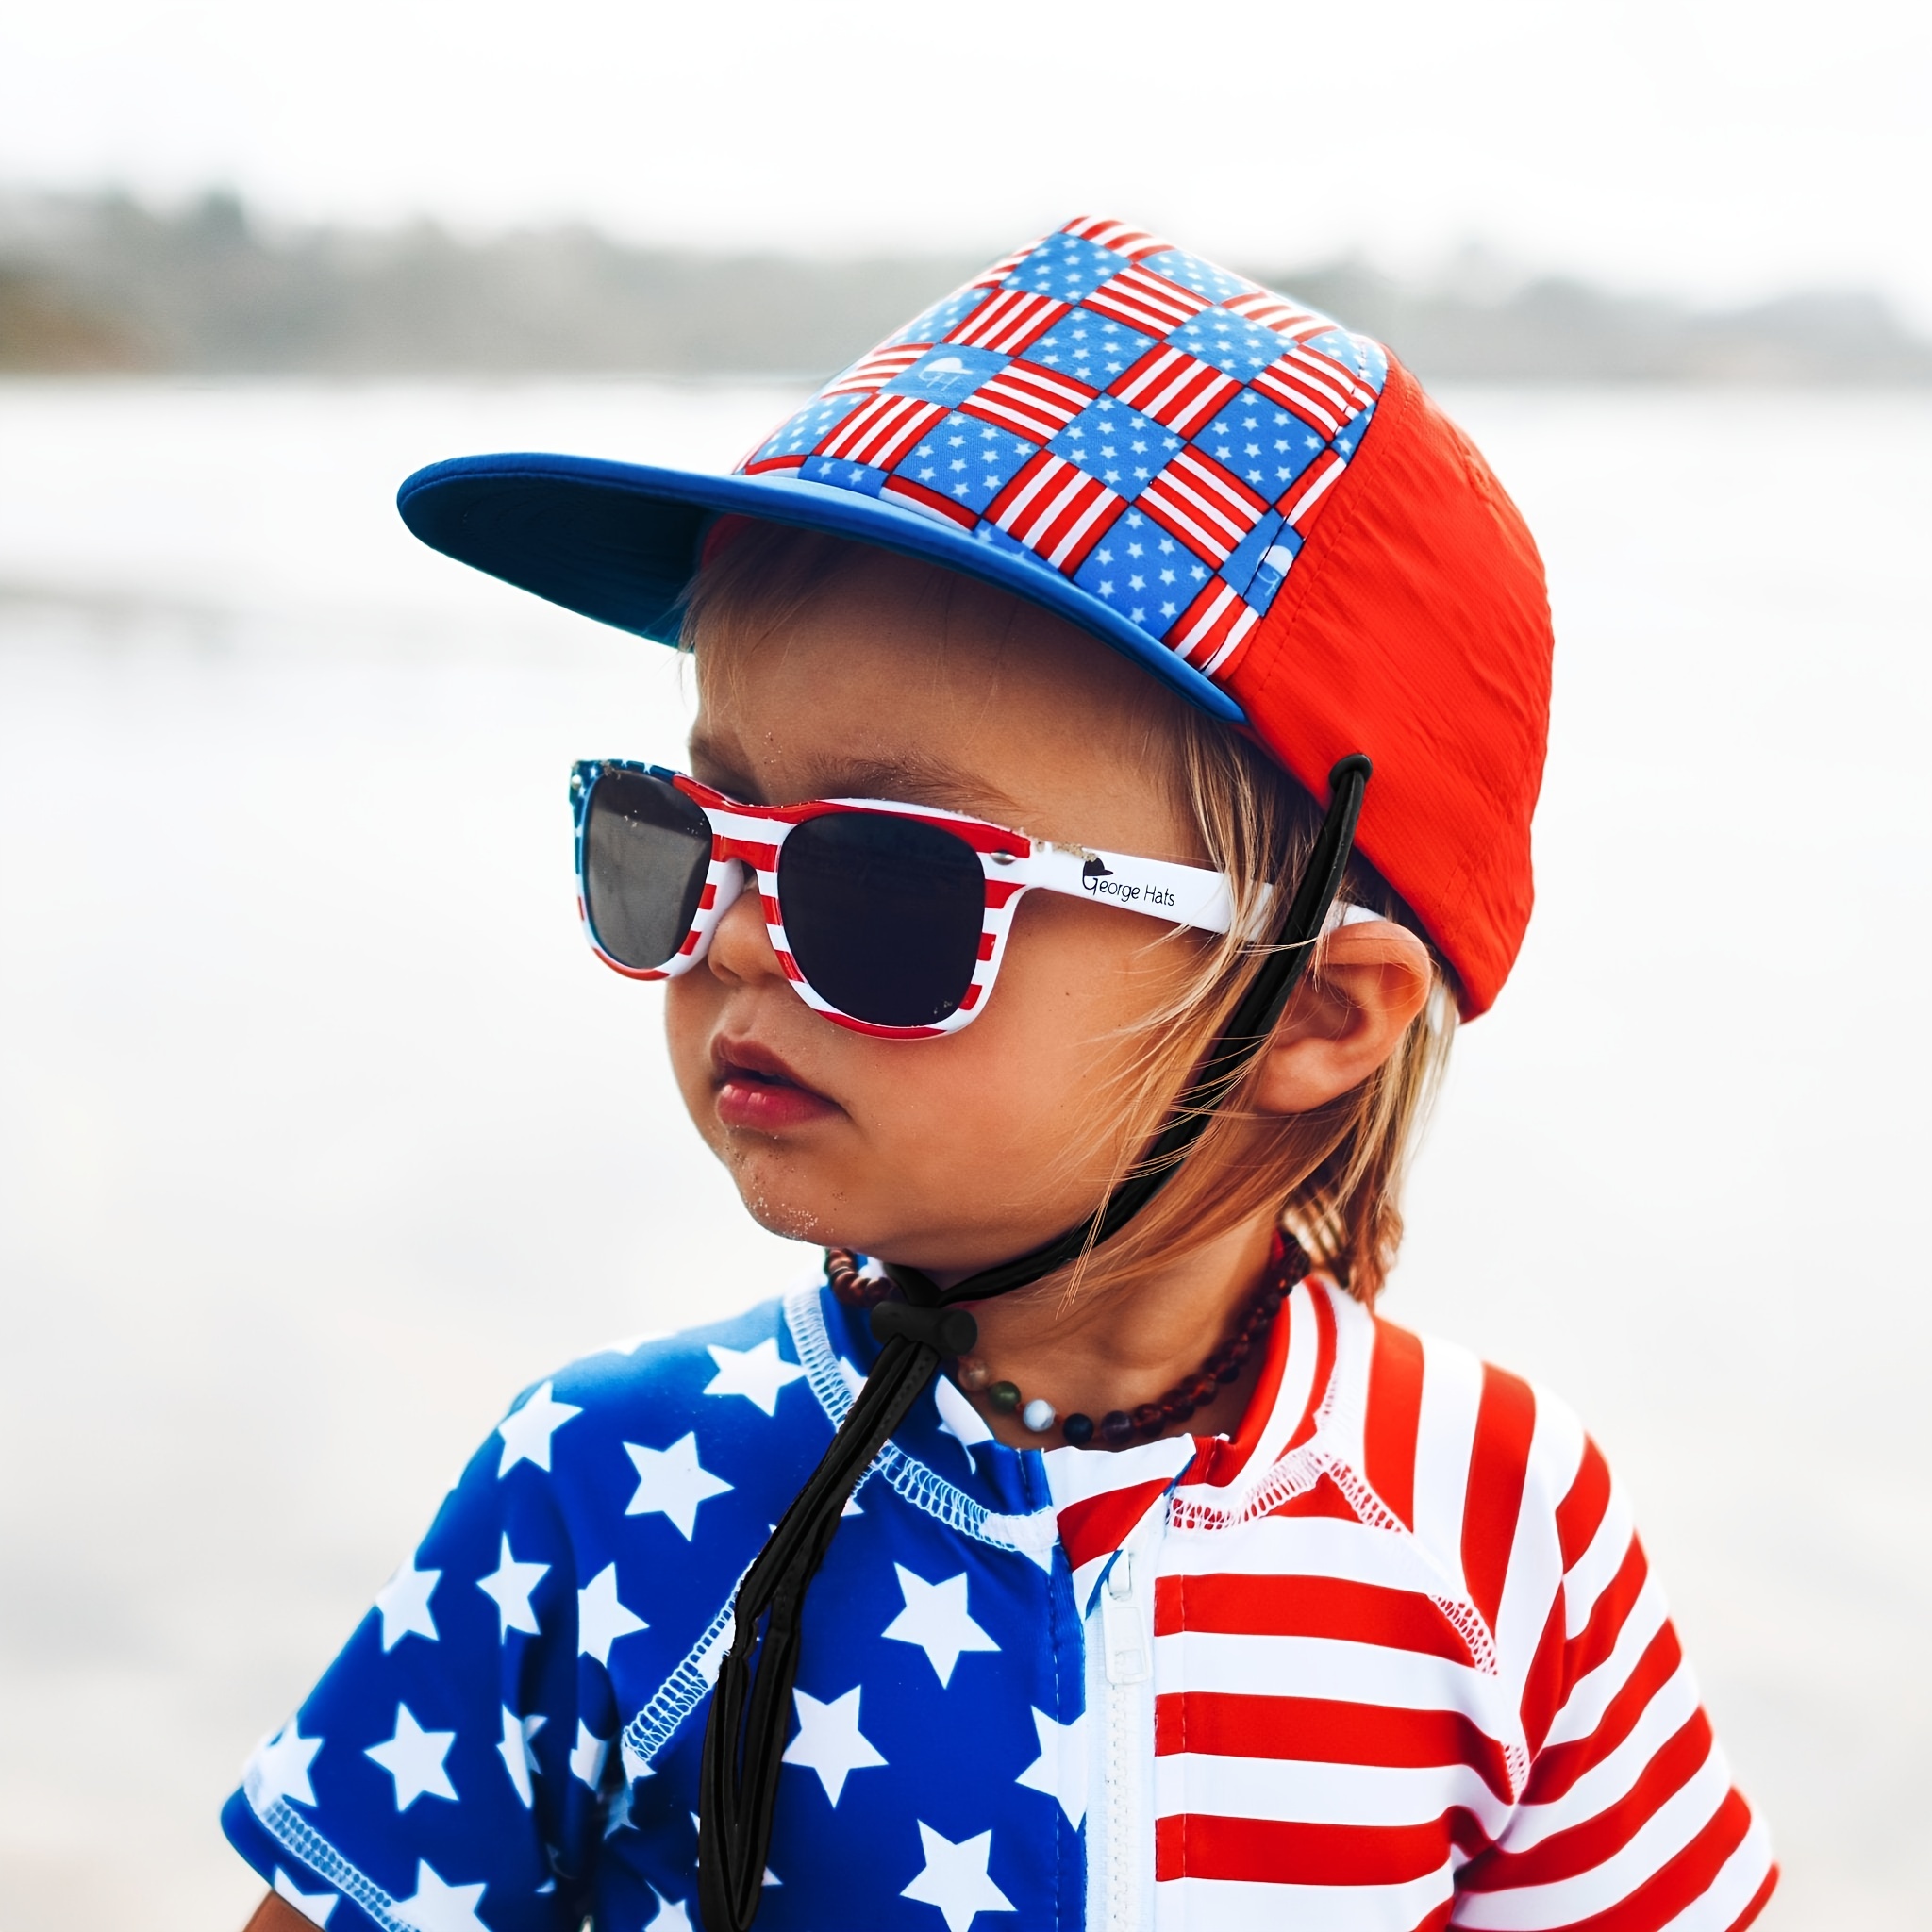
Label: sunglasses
xmin=569 ymin=760 xmax=1257 ymax=1039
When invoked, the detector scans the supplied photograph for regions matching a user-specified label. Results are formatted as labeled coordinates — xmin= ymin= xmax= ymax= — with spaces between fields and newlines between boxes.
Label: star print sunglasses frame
xmin=570 ymin=759 xmax=1256 ymax=1039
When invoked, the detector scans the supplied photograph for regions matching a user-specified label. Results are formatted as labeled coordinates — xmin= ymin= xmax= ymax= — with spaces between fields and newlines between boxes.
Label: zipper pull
xmin=1101 ymin=1553 xmax=1149 ymax=1685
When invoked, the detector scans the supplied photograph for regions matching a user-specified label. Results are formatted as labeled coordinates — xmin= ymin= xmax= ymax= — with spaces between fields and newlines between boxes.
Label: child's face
xmin=666 ymin=550 xmax=1217 ymax=1279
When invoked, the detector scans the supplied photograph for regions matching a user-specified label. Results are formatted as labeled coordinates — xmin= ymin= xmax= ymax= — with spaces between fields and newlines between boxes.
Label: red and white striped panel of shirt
xmin=1145 ymin=1287 xmax=1775 ymax=1930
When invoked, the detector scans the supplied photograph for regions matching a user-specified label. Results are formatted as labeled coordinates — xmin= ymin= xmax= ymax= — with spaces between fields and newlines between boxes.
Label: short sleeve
xmin=1451 ymin=1422 xmax=1777 ymax=1931
xmin=222 ymin=1380 xmax=608 ymax=1932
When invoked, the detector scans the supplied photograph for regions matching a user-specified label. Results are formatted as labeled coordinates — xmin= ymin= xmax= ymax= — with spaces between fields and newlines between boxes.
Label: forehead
xmin=688 ymin=544 xmax=1196 ymax=835
xmin=695 ymin=542 xmax=1151 ymax=704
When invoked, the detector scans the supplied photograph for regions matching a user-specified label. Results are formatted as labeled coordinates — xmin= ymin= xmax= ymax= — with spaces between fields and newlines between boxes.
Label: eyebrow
xmin=686 ymin=733 xmax=1028 ymax=823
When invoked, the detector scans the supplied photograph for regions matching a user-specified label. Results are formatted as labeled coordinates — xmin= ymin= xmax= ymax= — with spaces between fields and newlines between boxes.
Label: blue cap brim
xmin=396 ymin=452 xmax=1247 ymax=724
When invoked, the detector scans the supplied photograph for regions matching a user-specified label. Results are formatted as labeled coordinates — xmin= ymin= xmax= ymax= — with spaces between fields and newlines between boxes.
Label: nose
xmin=703 ymin=858 xmax=787 ymax=991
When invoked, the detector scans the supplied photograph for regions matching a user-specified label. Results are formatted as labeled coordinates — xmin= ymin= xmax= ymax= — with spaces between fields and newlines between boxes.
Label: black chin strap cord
xmin=697 ymin=756 xmax=1371 ymax=1931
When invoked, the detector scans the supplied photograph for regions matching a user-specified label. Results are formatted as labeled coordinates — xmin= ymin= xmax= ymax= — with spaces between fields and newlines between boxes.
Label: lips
xmin=711 ymin=1034 xmax=842 ymax=1133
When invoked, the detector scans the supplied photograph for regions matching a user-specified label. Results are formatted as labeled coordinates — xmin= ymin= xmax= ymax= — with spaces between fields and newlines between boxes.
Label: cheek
xmin=655 ymin=892 xmax=1207 ymax=1238
xmin=999 ymin=894 xmax=1205 ymax=1028
xmin=663 ymin=973 xmax=721 ymax=1107
xmin=917 ymin=901 xmax=1205 ymax=1140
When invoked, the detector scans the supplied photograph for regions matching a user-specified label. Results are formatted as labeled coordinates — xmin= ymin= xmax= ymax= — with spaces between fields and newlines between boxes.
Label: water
xmin=1 ymin=378 xmax=1927 ymax=1929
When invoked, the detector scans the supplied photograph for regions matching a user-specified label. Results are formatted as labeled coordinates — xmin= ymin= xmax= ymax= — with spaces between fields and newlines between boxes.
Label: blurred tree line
xmin=3 ymin=189 xmax=1928 ymax=383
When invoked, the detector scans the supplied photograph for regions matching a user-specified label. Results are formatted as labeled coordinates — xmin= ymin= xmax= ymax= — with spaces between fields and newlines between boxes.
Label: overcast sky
xmin=5 ymin=0 xmax=1930 ymax=323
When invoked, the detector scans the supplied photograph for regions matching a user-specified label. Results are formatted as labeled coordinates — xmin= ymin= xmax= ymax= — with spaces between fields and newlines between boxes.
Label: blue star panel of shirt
xmin=223 ymin=1285 xmax=1089 ymax=1932
xmin=892 ymin=415 xmax=1040 ymax=514
xmin=1023 ymin=317 xmax=1158 ymax=389
xmin=1049 ymin=399 xmax=1176 ymax=502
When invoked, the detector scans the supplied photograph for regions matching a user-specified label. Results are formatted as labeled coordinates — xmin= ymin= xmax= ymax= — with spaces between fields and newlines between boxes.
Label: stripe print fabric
xmin=1058 ymin=1276 xmax=1776 ymax=1932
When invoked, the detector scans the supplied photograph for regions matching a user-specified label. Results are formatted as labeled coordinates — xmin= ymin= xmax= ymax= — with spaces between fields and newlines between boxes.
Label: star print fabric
xmin=223 ymin=1287 xmax=1091 ymax=1932
xmin=741 ymin=217 xmax=1389 ymax=683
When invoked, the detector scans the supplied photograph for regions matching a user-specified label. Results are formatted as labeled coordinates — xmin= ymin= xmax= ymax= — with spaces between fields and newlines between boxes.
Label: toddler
xmin=224 ymin=217 xmax=1774 ymax=1932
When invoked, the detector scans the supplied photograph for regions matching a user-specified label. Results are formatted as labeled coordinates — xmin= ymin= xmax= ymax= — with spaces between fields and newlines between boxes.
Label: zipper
xmin=1088 ymin=1537 xmax=1157 ymax=1932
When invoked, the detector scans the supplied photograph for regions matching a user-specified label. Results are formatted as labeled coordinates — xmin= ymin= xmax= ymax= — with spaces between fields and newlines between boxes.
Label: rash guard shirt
xmin=223 ymin=1272 xmax=1775 ymax=1932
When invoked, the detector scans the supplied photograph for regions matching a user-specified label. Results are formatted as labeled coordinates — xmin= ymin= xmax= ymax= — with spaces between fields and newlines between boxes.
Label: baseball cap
xmin=398 ymin=216 xmax=1553 ymax=1015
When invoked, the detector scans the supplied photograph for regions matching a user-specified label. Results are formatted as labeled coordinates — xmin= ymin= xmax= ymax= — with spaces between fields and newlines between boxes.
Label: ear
xmin=1249 ymin=919 xmax=1435 ymax=1115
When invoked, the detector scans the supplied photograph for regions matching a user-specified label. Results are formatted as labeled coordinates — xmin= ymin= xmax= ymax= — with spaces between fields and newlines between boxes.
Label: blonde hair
xmin=680 ymin=524 xmax=1457 ymax=1307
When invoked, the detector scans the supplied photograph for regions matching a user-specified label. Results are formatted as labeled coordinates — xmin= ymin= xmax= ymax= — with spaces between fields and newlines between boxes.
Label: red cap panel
xmin=1227 ymin=359 xmax=1553 ymax=1016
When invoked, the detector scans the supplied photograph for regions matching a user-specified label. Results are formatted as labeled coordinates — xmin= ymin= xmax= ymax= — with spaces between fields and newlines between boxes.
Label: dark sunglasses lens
xmin=778 ymin=813 xmax=986 ymax=1028
xmin=582 ymin=770 xmax=712 ymax=971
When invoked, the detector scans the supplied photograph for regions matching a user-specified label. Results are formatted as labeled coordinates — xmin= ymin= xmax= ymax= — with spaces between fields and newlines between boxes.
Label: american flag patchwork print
xmin=741 ymin=218 xmax=1389 ymax=682
xmin=222 ymin=1274 xmax=1773 ymax=1932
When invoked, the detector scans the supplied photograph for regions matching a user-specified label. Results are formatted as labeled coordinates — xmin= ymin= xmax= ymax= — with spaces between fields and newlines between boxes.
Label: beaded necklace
xmin=827 ymin=1233 xmax=1309 ymax=1449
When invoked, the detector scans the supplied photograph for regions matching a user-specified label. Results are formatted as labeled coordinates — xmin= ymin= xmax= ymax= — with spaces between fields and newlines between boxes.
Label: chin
xmin=714 ymin=1142 xmax=1075 ymax=1274
xmin=738 ymin=1192 xmax=841 ymax=1247
xmin=724 ymin=1165 xmax=941 ymax=1266
xmin=721 ymin=1150 xmax=859 ymax=1250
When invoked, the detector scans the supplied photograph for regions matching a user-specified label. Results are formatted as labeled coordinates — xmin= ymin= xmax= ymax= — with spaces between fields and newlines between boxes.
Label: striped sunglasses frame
xmin=569 ymin=760 xmax=1256 ymax=1040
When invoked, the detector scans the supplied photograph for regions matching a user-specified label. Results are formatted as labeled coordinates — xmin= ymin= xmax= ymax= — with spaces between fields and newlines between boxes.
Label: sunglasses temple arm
xmin=1023 ymin=846 xmax=1255 ymax=937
